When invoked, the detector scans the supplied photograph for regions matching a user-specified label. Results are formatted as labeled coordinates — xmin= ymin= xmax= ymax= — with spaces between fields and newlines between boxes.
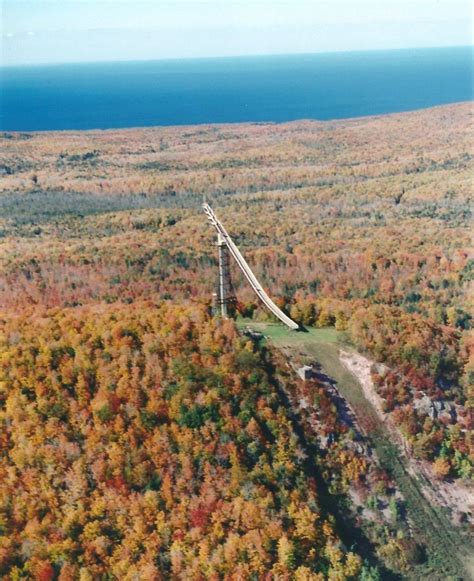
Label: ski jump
xmin=203 ymin=203 xmax=299 ymax=330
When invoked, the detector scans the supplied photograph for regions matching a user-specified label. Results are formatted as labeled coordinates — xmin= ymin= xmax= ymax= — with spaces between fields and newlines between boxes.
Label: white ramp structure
xmin=203 ymin=203 xmax=299 ymax=330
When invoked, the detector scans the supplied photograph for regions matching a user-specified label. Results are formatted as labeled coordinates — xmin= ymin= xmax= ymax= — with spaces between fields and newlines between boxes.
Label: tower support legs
xmin=216 ymin=233 xmax=236 ymax=318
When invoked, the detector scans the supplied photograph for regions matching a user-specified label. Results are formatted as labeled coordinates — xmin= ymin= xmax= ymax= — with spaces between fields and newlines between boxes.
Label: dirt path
xmin=339 ymin=350 xmax=387 ymax=419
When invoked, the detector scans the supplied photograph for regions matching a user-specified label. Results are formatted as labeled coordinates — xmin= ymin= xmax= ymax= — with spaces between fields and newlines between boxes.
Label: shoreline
xmin=1 ymin=100 xmax=472 ymax=135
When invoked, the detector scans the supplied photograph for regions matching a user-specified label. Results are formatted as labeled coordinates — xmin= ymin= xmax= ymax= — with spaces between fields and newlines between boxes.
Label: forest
xmin=1 ymin=303 xmax=413 ymax=578
xmin=0 ymin=102 xmax=472 ymax=578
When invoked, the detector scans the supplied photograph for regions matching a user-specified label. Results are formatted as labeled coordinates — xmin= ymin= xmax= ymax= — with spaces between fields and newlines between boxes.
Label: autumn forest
xmin=0 ymin=103 xmax=472 ymax=579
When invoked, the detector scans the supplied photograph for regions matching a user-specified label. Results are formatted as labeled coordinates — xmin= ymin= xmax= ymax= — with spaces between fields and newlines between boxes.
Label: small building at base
xmin=297 ymin=365 xmax=313 ymax=381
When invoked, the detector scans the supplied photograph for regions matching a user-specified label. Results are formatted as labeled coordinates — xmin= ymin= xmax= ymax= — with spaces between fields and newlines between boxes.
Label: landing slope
xmin=239 ymin=320 xmax=473 ymax=579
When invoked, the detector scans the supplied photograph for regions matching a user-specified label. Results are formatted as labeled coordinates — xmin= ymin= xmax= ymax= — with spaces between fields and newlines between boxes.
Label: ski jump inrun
xmin=203 ymin=203 xmax=299 ymax=330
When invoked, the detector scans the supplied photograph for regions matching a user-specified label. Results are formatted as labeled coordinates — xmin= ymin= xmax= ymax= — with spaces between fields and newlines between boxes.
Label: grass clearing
xmin=237 ymin=319 xmax=341 ymax=344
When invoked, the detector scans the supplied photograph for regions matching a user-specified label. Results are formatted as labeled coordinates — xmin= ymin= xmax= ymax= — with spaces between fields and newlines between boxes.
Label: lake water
xmin=1 ymin=46 xmax=472 ymax=131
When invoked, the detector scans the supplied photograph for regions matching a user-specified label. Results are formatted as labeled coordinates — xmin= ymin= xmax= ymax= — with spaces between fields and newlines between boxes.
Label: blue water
xmin=1 ymin=47 xmax=472 ymax=131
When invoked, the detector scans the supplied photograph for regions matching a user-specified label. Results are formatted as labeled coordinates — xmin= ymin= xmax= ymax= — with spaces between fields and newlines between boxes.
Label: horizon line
xmin=2 ymin=43 xmax=473 ymax=69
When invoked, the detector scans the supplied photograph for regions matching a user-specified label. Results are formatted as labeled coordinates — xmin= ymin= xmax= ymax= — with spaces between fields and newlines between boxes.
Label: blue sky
xmin=2 ymin=0 xmax=472 ymax=66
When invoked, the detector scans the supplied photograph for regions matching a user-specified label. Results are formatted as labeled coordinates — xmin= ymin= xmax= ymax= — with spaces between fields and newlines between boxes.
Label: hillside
xmin=0 ymin=103 xmax=472 ymax=578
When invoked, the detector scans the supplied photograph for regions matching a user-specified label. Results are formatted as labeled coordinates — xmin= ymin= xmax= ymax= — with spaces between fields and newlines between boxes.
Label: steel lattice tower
xmin=214 ymin=232 xmax=237 ymax=318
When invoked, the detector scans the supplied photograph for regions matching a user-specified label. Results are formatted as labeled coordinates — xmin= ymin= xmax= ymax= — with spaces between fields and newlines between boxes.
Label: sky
xmin=1 ymin=0 xmax=473 ymax=66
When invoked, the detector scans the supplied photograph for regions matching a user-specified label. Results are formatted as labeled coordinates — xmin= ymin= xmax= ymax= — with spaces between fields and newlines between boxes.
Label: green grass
xmin=238 ymin=318 xmax=473 ymax=580
xmin=237 ymin=318 xmax=341 ymax=344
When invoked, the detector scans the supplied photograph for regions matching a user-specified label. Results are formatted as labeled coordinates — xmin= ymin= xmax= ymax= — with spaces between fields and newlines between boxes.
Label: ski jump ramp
xmin=203 ymin=203 xmax=299 ymax=330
